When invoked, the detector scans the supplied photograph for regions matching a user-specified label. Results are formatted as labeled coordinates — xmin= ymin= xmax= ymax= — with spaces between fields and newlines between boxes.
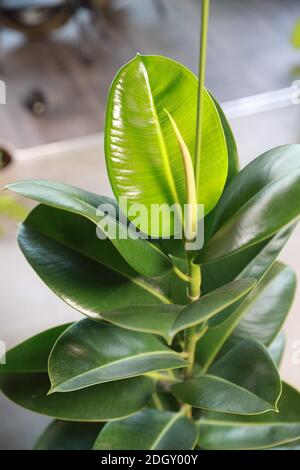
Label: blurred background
xmin=0 ymin=0 xmax=300 ymax=449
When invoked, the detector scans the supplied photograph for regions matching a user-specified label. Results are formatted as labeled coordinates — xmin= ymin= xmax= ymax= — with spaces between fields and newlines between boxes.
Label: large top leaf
xmin=93 ymin=409 xmax=197 ymax=450
xmin=105 ymin=54 xmax=228 ymax=237
xmin=7 ymin=180 xmax=170 ymax=277
xmin=0 ymin=325 xmax=154 ymax=421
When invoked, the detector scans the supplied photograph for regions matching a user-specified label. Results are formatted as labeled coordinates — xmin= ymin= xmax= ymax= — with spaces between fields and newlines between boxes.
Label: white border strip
xmin=222 ymin=83 xmax=300 ymax=119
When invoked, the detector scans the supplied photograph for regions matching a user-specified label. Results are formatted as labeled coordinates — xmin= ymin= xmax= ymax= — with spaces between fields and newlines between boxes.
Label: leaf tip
xmin=47 ymin=387 xmax=56 ymax=396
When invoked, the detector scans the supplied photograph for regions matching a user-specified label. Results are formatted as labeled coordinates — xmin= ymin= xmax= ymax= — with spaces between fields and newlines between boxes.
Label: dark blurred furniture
xmin=0 ymin=1 xmax=79 ymax=36
xmin=0 ymin=1 xmax=114 ymax=109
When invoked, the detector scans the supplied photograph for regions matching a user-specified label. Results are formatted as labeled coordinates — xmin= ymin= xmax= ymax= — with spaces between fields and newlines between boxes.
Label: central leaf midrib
xmin=200 ymin=419 xmax=300 ymax=427
xmin=150 ymin=413 xmax=182 ymax=449
xmin=52 ymin=350 xmax=186 ymax=390
xmin=139 ymin=56 xmax=180 ymax=207
xmin=200 ymin=374 xmax=278 ymax=411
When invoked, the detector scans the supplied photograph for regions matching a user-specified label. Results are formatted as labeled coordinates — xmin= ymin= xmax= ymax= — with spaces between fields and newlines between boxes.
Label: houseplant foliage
xmin=2 ymin=1 xmax=300 ymax=450
xmin=0 ymin=194 xmax=27 ymax=236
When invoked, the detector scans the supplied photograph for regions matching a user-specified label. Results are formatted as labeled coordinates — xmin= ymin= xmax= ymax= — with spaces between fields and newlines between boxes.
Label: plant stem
xmin=184 ymin=255 xmax=201 ymax=380
xmin=152 ymin=392 xmax=165 ymax=411
xmin=147 ymin=372 xmax=177 ymax=383
xmin=194 ymin=0 xmax=210 ymax=195
xmin=187 ymin=258 xmax=201 ymax=302
xmin=183 ymin=0 xmax=210 ymax=380
xmin=173 ymin=264 xmax=190 ymax=283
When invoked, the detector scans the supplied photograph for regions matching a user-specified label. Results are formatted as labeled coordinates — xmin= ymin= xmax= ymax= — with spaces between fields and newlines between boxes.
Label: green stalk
xmin=194 ymin=0 xmax=210 ymax=195
xmin=183 ymin=0 xmax=210 ymax=382
xmin=184 ymin=256 xmax=201 ymax=380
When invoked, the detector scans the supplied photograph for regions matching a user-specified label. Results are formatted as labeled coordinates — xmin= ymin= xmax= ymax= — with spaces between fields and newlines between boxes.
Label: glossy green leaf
xmin=18 ymin=205 xmax=171 ymax=319
xmin=101 ymin=279 xmax=255 ymax=344
xmin=202 ymin=94 xmax=239 ymax=241
xmin=0 ymin=324 xmax=69 ymax=373
xmin=271 ymin=439 xmax=300 ymax=450
xmin=196 ymin=226 xmax=295 ymax=372
xmin=227 ymin=262 xmax=296 ymax=348
xmin=49 ymin=319 xmax=187 ymax=393
xmin=170 ymin=278 xmax=256 ymax=336
xmin=268 ymin=332 xmax=286 ymax=367
xmin=201 ymin=224 xmax=295 ymax=295
xmin=172 ymin=339 xmax=281 ymax=415
xmin=197 ymin=145 xmax=300 ymax=264
xmin=7 ymin=180 xmax=171 ymax=277
xmin=35 ymin=421 xmax=102 ymax=450
xmin=93 ymin=409 xmax=197 ymax=450
xmin=198 ymin=383 xmax=300 ymax=449
xmin=0 ymin=373 xmax=154 ymax=422
xmin=208 ymin=92 xmax=239 ymax=185
xmin=100 ymin=305 xmax=183 ymax=344
xmin=0 ymin=325 xmax=154 ymax=421
xmin=105 ymin=54 xmax=228 ymax=237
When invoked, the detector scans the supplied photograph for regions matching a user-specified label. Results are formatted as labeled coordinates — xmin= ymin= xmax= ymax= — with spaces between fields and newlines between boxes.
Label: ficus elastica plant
xmin=2 ymin=0 xmax=300 ymax=450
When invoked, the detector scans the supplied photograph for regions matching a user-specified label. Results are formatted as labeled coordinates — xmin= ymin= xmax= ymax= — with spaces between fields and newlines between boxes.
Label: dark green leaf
xmin=197 ymin=383 xmax=300 ymax=449
xmin=170 ymin=278 xmax=256 ymax=336
xmin=196 ymin=227 xmax=295 ymax=372
xmin=201 ymin=225 xmax=295 ymax=295
xmin=268 ymin=332 xmax=286 ymax=367
xmin=35 ymin=421 xmax=102 ymax=450
xmin=18 ymin=205 xmax=171 ymax=319
xmin=49 ymin=319 xmax=187 ymax=393
xmin=0 ymin=373 xmax=154 ymax=422
xmin=172 ymin=339 xmax=281 ymax=414
xmin=0 ymin=325 xmax=154 ymax=421
xmin=227 ymin=262 xmax=296 ymax=347
xmin=100 ymin=305 xmax=183 ymax=344
xmin=7 ymin=180 xmax=171 ymax=277
xmin=93 ymin=409 xmax=197 ymax=450
xmin=197 ymin=145 xmax=300 ymax=264
xmin=0 ymin=324 xmax=69 ymax=373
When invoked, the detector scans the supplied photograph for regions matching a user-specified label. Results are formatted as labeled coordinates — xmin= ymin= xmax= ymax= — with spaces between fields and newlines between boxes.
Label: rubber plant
xmin=2 ymin=1 xmax=300 ymax=451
